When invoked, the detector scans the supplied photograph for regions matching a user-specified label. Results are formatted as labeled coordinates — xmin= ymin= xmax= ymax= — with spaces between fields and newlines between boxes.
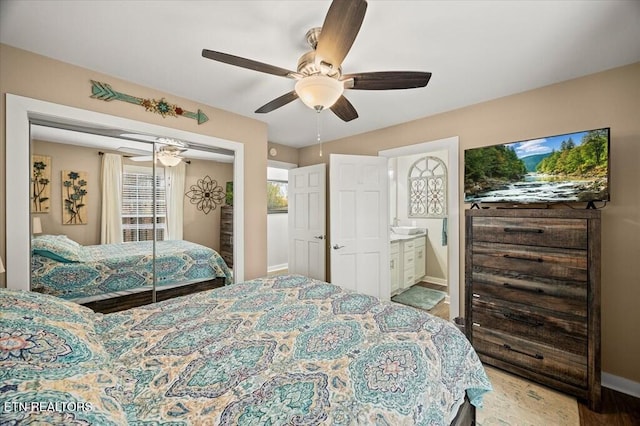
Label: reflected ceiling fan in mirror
xmin=122 ymin=138 xmax=188 ymax=167
xmin=202 ymin=0 xmax=431 ymax=122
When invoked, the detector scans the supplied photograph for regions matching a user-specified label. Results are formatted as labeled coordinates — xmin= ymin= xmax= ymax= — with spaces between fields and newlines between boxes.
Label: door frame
xmin=379 ymin=136 xmax=460 ymax=320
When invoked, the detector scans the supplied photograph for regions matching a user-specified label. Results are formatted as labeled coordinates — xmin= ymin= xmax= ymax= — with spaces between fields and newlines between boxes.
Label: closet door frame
xmin=6 ymin=93 xmax=245 ymax=291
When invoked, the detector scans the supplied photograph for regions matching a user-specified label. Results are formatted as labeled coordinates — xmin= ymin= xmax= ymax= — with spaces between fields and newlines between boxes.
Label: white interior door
xmin=288 ymin=164 xmax=326 ymax=280
xmin=330 ymin=154 xmax=390 ymax=300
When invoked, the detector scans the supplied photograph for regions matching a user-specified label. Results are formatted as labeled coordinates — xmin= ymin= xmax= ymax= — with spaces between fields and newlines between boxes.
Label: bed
xmin=1 ymin=274 xmax=491 ymax=425
xmin=30 ymin=235 xmax=233 ymax=304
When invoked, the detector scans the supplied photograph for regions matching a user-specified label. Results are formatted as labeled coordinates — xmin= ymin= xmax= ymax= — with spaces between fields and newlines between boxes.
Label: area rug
xmin=477 ymin=366 xmax=580 ymax=426
xmin=391 ymin=286 xmax=446 ymax=311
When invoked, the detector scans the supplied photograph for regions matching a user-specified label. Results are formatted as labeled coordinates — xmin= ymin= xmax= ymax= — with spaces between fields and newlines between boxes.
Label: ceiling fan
xmin=202 ymin=0 xmax=431 ymax=122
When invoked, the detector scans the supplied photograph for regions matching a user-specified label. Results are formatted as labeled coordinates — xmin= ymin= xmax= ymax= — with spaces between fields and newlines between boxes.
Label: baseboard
xmin=423 ymin=276 xmax=448 ymax=287
xmin=602 ymin=372 xmax=640 ymax=398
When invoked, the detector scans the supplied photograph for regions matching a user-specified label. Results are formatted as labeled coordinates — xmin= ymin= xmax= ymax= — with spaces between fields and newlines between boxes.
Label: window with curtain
xmin=121 ymin=165 xmax=166 ymax=242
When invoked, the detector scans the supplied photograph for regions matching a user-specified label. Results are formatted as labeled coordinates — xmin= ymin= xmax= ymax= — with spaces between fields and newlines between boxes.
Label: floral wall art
xmin=185 ymin=175 xmax=225 ymax=214
xmin=31 ymin=155 xmax=51 ymax=213
xmin=62 ymin=170 xmax=88 ymax=225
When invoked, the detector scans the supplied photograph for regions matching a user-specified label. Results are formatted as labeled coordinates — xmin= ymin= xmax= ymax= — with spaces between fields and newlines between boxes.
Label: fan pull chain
xmin=316 ymin=110 xmax=323 ymax=157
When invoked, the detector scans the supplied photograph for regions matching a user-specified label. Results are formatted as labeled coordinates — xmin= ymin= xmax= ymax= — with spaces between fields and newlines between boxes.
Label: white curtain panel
xmin=165 ymin=162 xmax=186 ymax=240
xmin=100 ymin=153 xmax=123 ymax=244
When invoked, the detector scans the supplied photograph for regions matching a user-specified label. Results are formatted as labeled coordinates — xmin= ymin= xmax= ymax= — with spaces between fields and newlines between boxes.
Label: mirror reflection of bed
xmin=29 ymin=123 xmax=234 ymax=313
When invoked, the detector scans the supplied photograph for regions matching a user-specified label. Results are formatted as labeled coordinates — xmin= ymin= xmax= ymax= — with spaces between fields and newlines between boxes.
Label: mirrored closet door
xmin=29 ymin=122 xmax=234 ymax=312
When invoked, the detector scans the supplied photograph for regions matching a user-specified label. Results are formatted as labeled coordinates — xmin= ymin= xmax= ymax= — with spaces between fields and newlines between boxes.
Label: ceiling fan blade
xmin=330 ymin=95 xmax=359 ymax=122
xmin=316 ymin=0 xmax=367 ymax=69
xmin=343 ymin=71 xmax=432 ymax=90
xmin=255 ymin=91 xmax=299 ymax=114
xmin=202 ymin=49 xmax=297 ymax=78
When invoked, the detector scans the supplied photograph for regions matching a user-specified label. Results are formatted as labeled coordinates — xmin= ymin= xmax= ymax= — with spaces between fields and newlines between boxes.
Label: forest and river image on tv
xmin=464 ymin=128 xmax=610 ymax=204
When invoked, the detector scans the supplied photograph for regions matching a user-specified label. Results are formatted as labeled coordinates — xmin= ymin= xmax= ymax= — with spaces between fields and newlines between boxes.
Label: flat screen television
xmin=464 ymin=127 xmax=610 ymax=205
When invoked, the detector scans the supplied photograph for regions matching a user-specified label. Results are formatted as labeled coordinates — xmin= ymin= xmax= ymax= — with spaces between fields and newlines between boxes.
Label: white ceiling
xmin=2 ymin=1 xmax=639 ymax=148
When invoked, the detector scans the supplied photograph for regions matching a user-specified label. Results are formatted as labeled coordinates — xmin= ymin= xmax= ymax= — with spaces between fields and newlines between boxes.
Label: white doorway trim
xmin=379 ymin=136 xmax=460 ymax=320
xmin=6 ymin=93 xmax=245 ymax=289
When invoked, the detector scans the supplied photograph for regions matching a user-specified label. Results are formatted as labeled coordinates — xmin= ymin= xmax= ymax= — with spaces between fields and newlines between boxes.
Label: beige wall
xmin=299 ymin=62 xmax=640 ymax=383
xmin=183 ymin=159 xmax=233 ymax=251
xmin=31 ymin=140 xmax=103 ymax=245
xmin=268 ymin=141 xmax=299 ymax=165
xmin=0 ymin=43 xmax=269 ymax=285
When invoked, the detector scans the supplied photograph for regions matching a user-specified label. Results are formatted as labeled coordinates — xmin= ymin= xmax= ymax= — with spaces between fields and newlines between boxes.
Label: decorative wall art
xmin=31 ymin=155 xmax=51 ymax=213
xmin=408 ymin=156 xmax=447 ymax=218
xmin=90 ymin=80 xmax=209 ymax=125
xmin=62 ymin=170 xmax=88 ymax=225
xmin=185 ymin=176 xmax=225 ymax=215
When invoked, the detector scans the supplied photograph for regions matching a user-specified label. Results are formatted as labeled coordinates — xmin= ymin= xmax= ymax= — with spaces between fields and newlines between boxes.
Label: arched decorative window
xmin=408 ymin=156 xmax=447 ymax=218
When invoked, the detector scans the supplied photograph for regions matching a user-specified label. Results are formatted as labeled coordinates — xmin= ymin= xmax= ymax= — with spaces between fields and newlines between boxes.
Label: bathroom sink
xmin=391 ymin=226 xmax=422 ymax=235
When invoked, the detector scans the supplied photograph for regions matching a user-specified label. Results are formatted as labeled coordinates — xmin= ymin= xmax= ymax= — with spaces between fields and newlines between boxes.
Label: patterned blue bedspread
xmin=31 ymin=240 xmax=232 ymax=300
xmin=97 ymin=274 xmax=492 ymax=424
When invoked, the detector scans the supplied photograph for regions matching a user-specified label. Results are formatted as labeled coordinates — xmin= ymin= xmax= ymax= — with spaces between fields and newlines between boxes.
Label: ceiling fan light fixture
xmin=157 ymin=151 xmax=182 ymax=167
xmin=295 ymin=75 xmax=344 ymax=111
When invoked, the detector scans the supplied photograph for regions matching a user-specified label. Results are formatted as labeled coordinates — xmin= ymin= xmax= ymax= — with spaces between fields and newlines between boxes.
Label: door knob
xmin=332 ymin=244 xmax=345 ymax=250
xmin=314 ymin=235 xmax=325 ymax=240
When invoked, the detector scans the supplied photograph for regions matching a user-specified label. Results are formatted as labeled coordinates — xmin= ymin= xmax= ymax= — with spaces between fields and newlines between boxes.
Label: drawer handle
xmin=503 ymin=254 xmax=543 ymax=263
xmin=503 ymin=282 xmax=544 ymax=294
xmin=503 ymin=313 xmax=543 ymax=327
xmin=503 ymin=227 xmax=544 ymax=234
xmin=503 ymin=343 xmax=544 ymax=360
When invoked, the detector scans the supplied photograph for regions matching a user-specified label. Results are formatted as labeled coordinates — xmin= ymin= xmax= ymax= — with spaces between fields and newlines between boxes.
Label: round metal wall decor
xmin=185 ymin=175 xmax=225 ymax=214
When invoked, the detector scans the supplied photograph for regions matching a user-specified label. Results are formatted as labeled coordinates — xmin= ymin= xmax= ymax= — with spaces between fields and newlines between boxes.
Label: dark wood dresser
xmin=220 ymin=205 xmax=233 ymax=269
xmin=465 ymin=208 xmax=601 ymax=411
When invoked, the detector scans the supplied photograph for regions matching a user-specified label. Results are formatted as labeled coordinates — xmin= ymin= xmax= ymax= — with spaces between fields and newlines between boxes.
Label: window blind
xmin=121 ymin=165 xmax=166 ymax=242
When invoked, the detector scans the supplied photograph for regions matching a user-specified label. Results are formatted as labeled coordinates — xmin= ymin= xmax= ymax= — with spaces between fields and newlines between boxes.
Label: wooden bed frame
xmin=81 ymin=277 xmax=225 ymax=313
xmin=451 ymin=395 xmax=476 ymax=425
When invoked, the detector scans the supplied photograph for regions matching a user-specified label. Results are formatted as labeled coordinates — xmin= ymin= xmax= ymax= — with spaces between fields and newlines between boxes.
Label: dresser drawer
xmin=472 ymin=241 xmax=587 ymax=281
xmin=465 ymin=209 xmax=601 ymax=411
xmin=471 ymin=297 xmax=587 ymax=355
xmin=473 ymin=327 xmax=587 ymax=388
xmin=472 ymin=217 xmax=587 ymax=249
xmin=470 ymin=271 xmax=587 ymax=316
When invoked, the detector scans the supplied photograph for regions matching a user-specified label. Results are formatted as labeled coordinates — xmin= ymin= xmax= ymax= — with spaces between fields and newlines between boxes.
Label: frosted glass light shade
xmin=157 ymin=151 xmax=182 ymax=167
xmin=32 ymin=216 xmax=43 ymax=234
xmin=295 ymin=75 xmax=344 ymax=110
